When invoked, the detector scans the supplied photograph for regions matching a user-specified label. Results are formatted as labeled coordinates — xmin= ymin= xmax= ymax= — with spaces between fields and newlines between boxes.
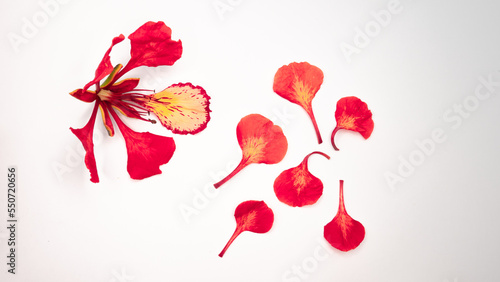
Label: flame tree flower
xmin=70 ymin=21 xmax=211 ymax=183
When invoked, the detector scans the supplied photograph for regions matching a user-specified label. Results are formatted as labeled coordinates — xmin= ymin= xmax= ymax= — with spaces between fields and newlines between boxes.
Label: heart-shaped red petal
xmin=331 ymin=96 xmax=374 ymax=151
xmin=274 ymin=151 xmax=330 ymax=207
xmin=214 ymin=114 xmax=288 ymax=188
xmin=219 ymin=200 xmax=274 ymax=257
xmin=324 ymin=180 xmax=365 ymax=252
xmin=273 ymin=62 xmax=324 ymax=144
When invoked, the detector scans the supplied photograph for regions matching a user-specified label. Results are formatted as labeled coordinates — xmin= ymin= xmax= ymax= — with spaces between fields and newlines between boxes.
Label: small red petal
xmin=214 ymin=114 xmax=288 ymax=188
xmin=118 ymin=21 xmax=182 ymax=78
xmin=331 ymin=96 xmax=374 ymax=151
xmin=219 ymin=200 xmax=274 ymax=257
xmin=236 ymin=114 xmax=288 ymax=164
xmin=274 ymin=151 xmax=330 ymax=207
xmin=83 ymin=35 xmax=125 ymax=92
xmin=108 ymin=106 xmax=175 ymax=180
xmin=70 ymin=102 xmax=100 ymax=183
xmin=273 ymin=62 xmax=324 ymax=144
xmin=99 ymin=103 xmax=114 ymax=136
xmin=324 ymin=180 xmax=365 ymax=252
xmin=70 ymin=89 xmax=97 ymax=103
xmin=106 ymin=78 xmax=140 ymax=93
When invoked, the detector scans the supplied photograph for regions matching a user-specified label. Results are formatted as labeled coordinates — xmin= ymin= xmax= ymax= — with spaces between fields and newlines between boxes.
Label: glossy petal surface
xmin=324 ymin=180 xmax=365 ymax=252
xmin=274 ymin=151 xmax=330 ymax=207
xmin=109 ymin=107 xmax=176 ymax=180
xmin=214 ymin=114 xmax=288 ymax=188
xmin=219 ymin=200 xmax=274 ymax=257
xmin=273 ymin=62 xmax=324 ymax=143
xmin=331 ymin=96 xmax=374 ymax=151
xmin=145 ymin=83 xmax=211 ymax=134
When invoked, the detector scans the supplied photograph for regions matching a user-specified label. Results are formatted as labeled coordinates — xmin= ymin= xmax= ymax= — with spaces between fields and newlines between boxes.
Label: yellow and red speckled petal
xmin=70 ymin=88 xmax=97 ymax=103
xmin=273 ymin=151 xmax=329 ymax=207
xmin=273 ymin=62 xmax=324 ymax=144
xmin=145 ymin=83 xmax=211 ymax=135
xmin=70 ymin=102 xmax=100 ymax=183
xmin=324 ymin=180 xmax=365 ymax=252
xmin=98 ymin=102 xmax=114 ymax=137
xmin=331 ymin=96 xmax=374 ymax=151
xmin=108 ymin=107 xmax=175 ymax=180
xmin=219 ymin=200 xmax=274 ymax=258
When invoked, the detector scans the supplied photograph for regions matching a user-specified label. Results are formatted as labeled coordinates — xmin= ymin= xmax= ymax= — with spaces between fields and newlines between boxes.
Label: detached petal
xmin=145 ymin=83 xmax=211 ymax=135
xmin=331 ymin=96 xmax=374 ymax=151
xmin=70 ymin=89 xmax=96 ymax=103
xmin=109 ymin=107 xmax=176 ymax=180
xmin=335 ymin=96 xmax=374 ymax=139
xmin=119 ymin=21 xmax=182 ymax=76
xmin=83 ymin=35 xmax=125 ymax=92
xmin=237 ymin=114 xmax=288 ymax=164
xmin=273 ymin=62 xmax=323 ymax=108
xmin=273 ymin=62 xmax=324 ymax=143
xmin=70 ymin=102 xmax=100 ymax=183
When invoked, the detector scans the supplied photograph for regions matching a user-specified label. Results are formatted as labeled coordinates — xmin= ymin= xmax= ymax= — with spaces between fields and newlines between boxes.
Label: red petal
xmin=274 ymin=151 xmax=329 ymax=207
xmin=118 ymin=21 xmax=182 ymax=77
xmin=214 ymin=114 xmax=288 ymax=188
xmin=145 ymin=83 xmax=211 ymax=135
xmin=83 ymin=35 xmax=125 ymax=92
xmin=219 ymin=200 xmax=274 ymax=257
xmin=236 ymin=114 xmax=288 ymax=164
xmin=70 ymin=102 xmax=100 ymax=183
xmin=106 ymin=78 xmax=140 ymax=93
xmin=324 ymin=180 xmax=365 ymax=252
xmin=99 ymin=103 xmax=114 ymax=136
xmin=331 ymin=96 xmax=374 ymax=151
xmin=273 ymin=62 xmax=324 ymax=144
xmin=70 ymin=88 xmax=97 ymax=103
xmin=108 ymin=106 xmax=175 ymax=180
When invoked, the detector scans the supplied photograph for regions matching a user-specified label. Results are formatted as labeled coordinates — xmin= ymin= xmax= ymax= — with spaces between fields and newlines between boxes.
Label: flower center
xmin=97 ymin=89 xmax=114 ymax=101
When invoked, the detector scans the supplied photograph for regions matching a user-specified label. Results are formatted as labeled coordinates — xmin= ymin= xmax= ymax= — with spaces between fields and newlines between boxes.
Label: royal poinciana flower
xmin=70 ymin=21 xmax=211 ymax=183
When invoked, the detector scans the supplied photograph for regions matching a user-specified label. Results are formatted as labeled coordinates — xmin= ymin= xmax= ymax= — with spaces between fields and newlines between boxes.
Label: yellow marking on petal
xmin=242 ymin=136 xmax=267 ymax=163
xmin=292 ymin=78 xmax=313 ymax=107
xmin=240 ymin=210 xmax=257 ymax=229
xmin=145 ymin=84 xmax=209 ymax=134
xmin=338 ymin=115 xmax=358 ymax=130
xmin=292 ymin=168 xmax=311 ymax=193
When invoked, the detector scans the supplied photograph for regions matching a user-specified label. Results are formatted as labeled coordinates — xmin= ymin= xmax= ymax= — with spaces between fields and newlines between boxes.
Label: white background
xmin=1 ymin=0 xmax=500 ymax=281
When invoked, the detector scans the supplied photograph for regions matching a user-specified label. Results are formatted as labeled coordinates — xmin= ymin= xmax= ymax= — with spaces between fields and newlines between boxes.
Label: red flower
xmin=273 ymin=62 xmax=324 ymax=144
xmin=70 ymin=21 xmax=211 ymax=183
xmin=324 ymin=180 xmax=365 ymax=252
xmin=331 ymin=96 xmax=373 ymax=151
